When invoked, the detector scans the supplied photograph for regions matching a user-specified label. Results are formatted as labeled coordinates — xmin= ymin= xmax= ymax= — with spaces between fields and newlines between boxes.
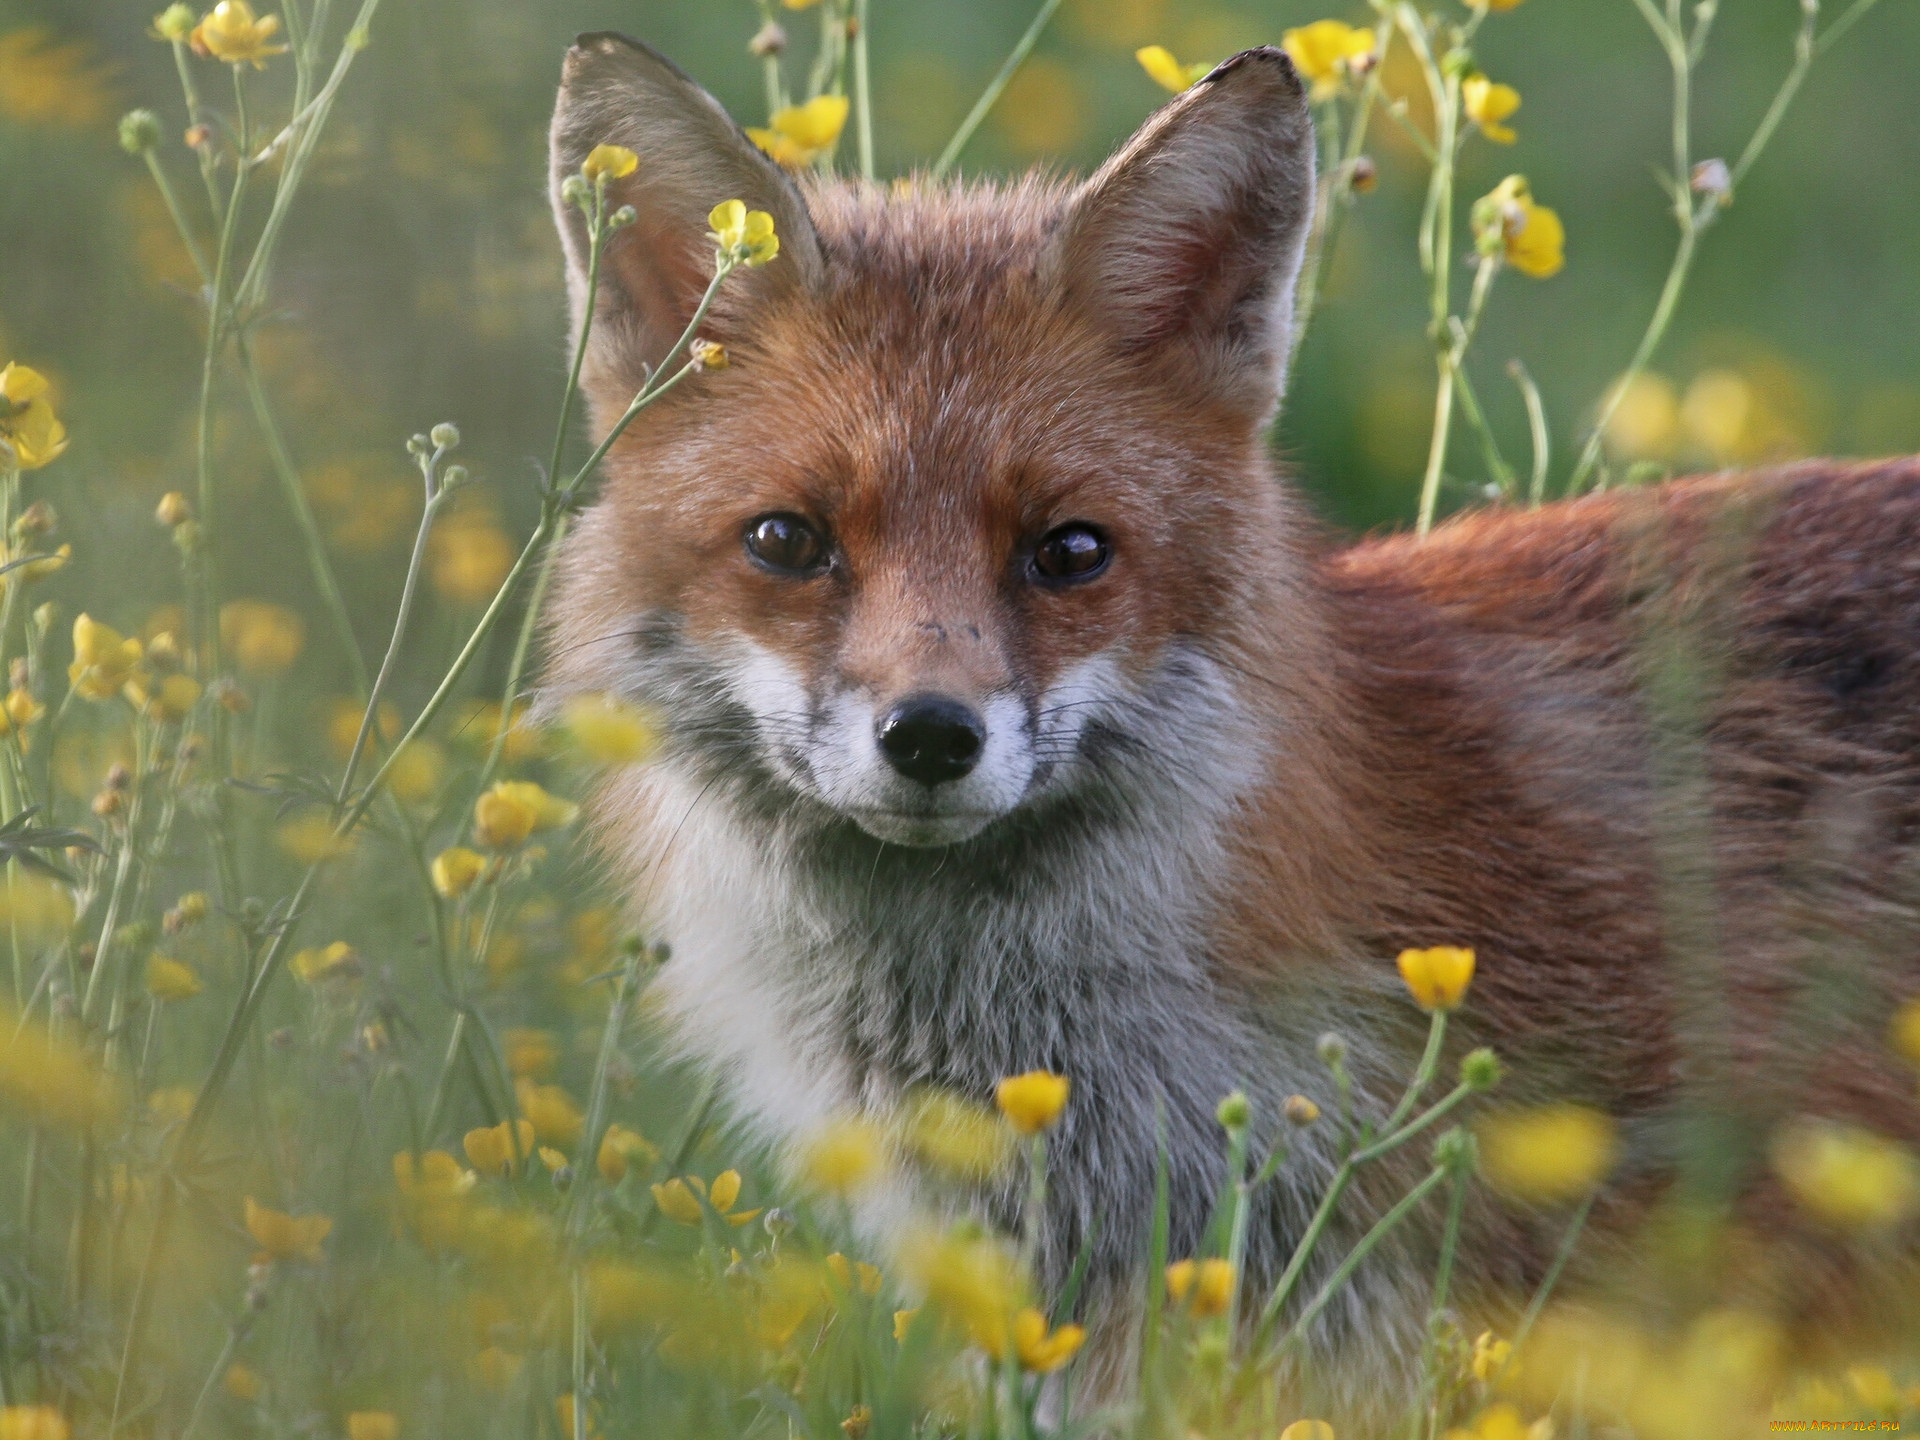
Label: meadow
xmin=2 ymin=0 xmax=1920 ymax=1437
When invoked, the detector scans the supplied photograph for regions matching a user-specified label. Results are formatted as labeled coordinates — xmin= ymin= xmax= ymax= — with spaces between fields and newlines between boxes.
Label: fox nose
xmin=877 ymin=696 xmax=985 ymax=787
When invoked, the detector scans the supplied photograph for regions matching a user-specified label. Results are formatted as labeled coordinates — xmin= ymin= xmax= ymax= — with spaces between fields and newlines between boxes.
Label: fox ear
xmin=549 ymin=33 xmax=825 ymax=382
xmin=1050 ymin=48 xmax=1316 ymax=420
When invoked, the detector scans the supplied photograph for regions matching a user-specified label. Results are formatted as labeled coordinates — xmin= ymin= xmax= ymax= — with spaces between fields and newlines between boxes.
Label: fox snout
xmin=875 ymin=696 xmax=985 ymax=786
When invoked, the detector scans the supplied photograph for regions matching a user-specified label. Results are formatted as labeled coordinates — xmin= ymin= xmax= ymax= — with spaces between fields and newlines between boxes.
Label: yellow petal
xmin=994 ymin=1070 xmax=1070 ymax=1135
xmin=581 ymin=143 xmax=638 ymax=182
xmin=1396 ymin=946 xmax=1476 ymax=1011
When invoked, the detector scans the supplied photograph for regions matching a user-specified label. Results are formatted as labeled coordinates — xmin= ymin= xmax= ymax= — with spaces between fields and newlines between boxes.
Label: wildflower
xmin=580 ymin=143 xmax=638 ymax=183
xmin=141 ymin=673 xmax=201 ymax=723
xmin=145 ymin=955 xmax=203 ymax=1001
xmin=219 ymin=600 xmax=305 ymax=676
xmin=223 ymin=1363 xmax=262 ymax=1400
xmin=1009 ymin=1306 xmax=1084 ymax=1372
xmin=1770 ymin=1119 xmax=1920 ymax=1230
xmin=392 ymin=1149 xmax=477 ymax=1199
xmin=747 ymin=95 xmax=848 ymax=169
xmin=561 ymin=692 xmax=661 ymax=765
xmin=473 ymin=780 xmax=577 ymax=850
xmin=149 ymin=1085 xmax=195 ymax=1123
xmin=800 ymin=1116 xmax=886 ymax=1195
xmin=430 ymin=846 xmax=487 ymax=899
xmin=1442 ymin=1403 xmax=1552 ymax=1440
xmin=901 ymin=1228 xmax=1023 ymax=1358
xmin=1135 ymin=45 xmax=1211 ymax=93
xmin=1601 ymin=372 xmax=1681 ymax=460
xmin=690 ymin=339 xmax=729 ymax=371
xmin=346 ymin=1415 xmax=398 ymax=1440
xmin=290 ymin=940 xmax=359 ymax=983
xmin=0 ymin=685 xmax=43 ymax=741
xmin=825 ymin=1252 xmax=883 ymax=1296
xmin=473 ymin=1346 xmax=521 ymax=1392
xmin=463 ymin=1118 xmax=535 ymax=1177
xmin=190 ymin=1 xmax=288 ymax=66
xmin=708 ymin=199 xmax=781 ymax=266
xmin=0 ymin=1408 xmax=69 ymax=1440
xmin=1462 ymin=75 xmax=1521 ymax=144
xmin=1477 ymin=0 xmax=1528 ymax=10
xmin=385 ymin=739 xmax=444 ymax=805
xmin=1281 ymin=1425 xmax=1336 ymax=1440
xmin=1284 ymin=1094 xmax=1322 ymax=1126
xmin=1478 ymin=1104 xmax=1618 ymax=1204
xmin=1396 ymin=946 xmax=1476 ymax=1012
xmin=840 ymin=1406 xmax=872 ymax=1440
xmin=277 ymin=813 xmax=354 ymax=864
xmin=597 ymin=1123 xmax=658 ymax=1182
xmin=893 ymin=1307 xmax=919 ymax=1341
xmin=68 ymin=616 xmax=143 ymax=702
xmin=1471 ymin=1330 xmax=1512 ymax=1382
xmin=650 ymin=1175 xmax=705 ymax=1225
xmin=554 ymin=1394 xmax=599 ymax=1440
xmin=455 ymin=699 xmax=544 ymax=762
xmin=152 ymin=5 xmax=197 ymax=40
xmin=1890 ymin=995 xmax=1920 ymax=1068
xmin=1472 ymin=177 xmax=1564 ymax=279
xmin=995 ymin=1070 xmax=1070 ymax=1135
xmin=156 ymin=491 xmax=191 ymax=527
xmin=1164 ymin=1257 xmax=1235 ymax=1317
xmin=0 ymin=364 xmax=68 ymax=471
xmin=899 ymin=1088 xmax=1012 ymax=1179
xmin=429 ymin=513 xmax=514 ymax=604
xmin=503 ymin=1028 xmax=558 ymax=1079
xmin=243 ymin=1196 xmax=331 ymax=1263
xmin=651 ymin=1169 xmax=762 ymax=1226
xmin=1280 ymin=21 xmax=1375 ymax=101
xmin=515 ymin=1079 xmax=583 ymax=1147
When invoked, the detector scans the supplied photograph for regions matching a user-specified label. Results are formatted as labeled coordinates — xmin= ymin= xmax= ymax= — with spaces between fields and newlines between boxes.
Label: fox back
xmin=541 ymin=32 xmax=1920 ymax=1389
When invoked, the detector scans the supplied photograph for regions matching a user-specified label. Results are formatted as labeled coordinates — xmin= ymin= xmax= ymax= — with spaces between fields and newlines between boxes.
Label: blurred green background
xmin=2 ymin=0 xmax=1918 ymax=701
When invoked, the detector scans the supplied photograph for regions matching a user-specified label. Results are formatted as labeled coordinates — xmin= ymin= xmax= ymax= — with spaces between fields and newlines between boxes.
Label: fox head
xmin=544 ymin=34 xmax=1319 ymax=850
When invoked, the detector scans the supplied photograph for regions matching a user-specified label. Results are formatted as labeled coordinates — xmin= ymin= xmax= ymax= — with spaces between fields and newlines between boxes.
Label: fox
xmin=540 ymin=31 xmax=1920 ymax=1400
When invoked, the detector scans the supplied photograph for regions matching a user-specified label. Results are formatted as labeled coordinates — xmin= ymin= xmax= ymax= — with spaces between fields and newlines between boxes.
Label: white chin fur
xmin=845 ymin=808 xmax=1000 ymax=847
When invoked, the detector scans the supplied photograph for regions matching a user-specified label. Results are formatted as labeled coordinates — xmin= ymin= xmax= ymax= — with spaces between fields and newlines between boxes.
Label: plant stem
xmin=852 ymin=0 xmax=874 ymax=180
xmin=1278 ymin=1163 xmax=1449 ymax=1353
xmin=931 ymin=0 xmax=1064 ymax=180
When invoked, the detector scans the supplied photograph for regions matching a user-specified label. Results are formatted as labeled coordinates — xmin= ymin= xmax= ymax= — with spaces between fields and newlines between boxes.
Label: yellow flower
xmin=1164 ymin=1257 xmax=1235 ymax=1317
xmin=392 ymin=1148 xmax=476 ymax=1198
xmin=220 ymin=600 xmax=305 ymax=676
xmin=898 ymin=1088 xmax=1012 ymax=1179
xmin=1477 ymin=0 xmax=1528 ymax=10
xmin=223 ymin=1363 xmax=262 ymax=1400
xmin=0 ymin=1407 xmax=69 ymax=1440
xmin=515 ymin=1079 xmax=583 ymax=1147
xmin=800 ymin=1117 xmax=886 ymax=1195
xmin=385 ymin=739 xmax=445 ymax=805
xmin=430 ymin=846 xmax=487 ymax=899
xmin=346 ymin=1415 xmax=398 ymax=1440
xmin=1012 ymin=1307 xmax=1084 ymax=1372
xmin=650 ymin=1170 xmax=761 ymax=1227
xmin=1441 ymin=1404 xmax=1552 ymax=1440
xmin=746 ymin=95 xmax=848 ymax=170
xmin=1890 ymin=995 xmax=1920 ymax=1068
xmin=0 ymin=1005 xmax=120 ymax=1129
xmin=1478 ymin=1104 xmax=1618 ymax=1204
xmin=1601 ymin=371 xmax=1681 ymax=461
xmin=148 ymin=1085 xmax=195 ymax=1123
xmin=1462 ymin=75 xmax=1521 ymax=144
xmin=463 ymin=1118 xmax=535 ymax=1176
xmin=243 ymin=1195 xmax=332 ymax=1262
xmin=893 ymin=1307 xmax=919 ymax=1341
xmin=707 ymin=199 xmax=781 ymax=266
xmin=190 ymin=1 xmax=288 ymax=66
xmin=781 ymin=0 xmax=823 ymax=8
xmin=277 ymin=813 xmax=354 ymax=864
xmin=68 ymin=615 xmax=143 ymax=702
xmin=1471 ymin=1330 xmax=1513 ymax=1382
xmin=141 ymin=673 xmax=201 ymax=723
xmin=1770 ymin=1119 xmax=1920 ymax=1231
xmin=1473 ymin=176 xmax=1564 ymax=279
xmin=473 ymin=1346 xmax=521 ymax=1392
xmin=0 ymin=364 xmax=69 ymax=471
xmin=995 ymin=1070 xmax=1070 ymax=1135
xmin=824 ymin=1251 xmax=883 ymax=1297
xmin=290 ymin=940 xmax=359 ymax=984
xmin=1281 ymin=20 xmax=1375 ymax=101
xmin=650 ymin=1175 xmax=705 ymax=1225
xmin=3 ymin=685 xmax=43 ymax=732
xmin=453 ymin=699 xmax=544 ymax=762
xmin=596 ymin=1123 xmax=657 ymax=1182
xmin=145 ymin=955 xmax=203 ymax=1002
xmin=473 ymin=780 xmax=577 ymax=850
xmin=503 ymin=1028 xmax=558 ymax=1079
xmin=429 ymin=513 xmax=515 ymax=605
xmin=553 ymin=1396 xmax=599 ymax=1440
xmin=1135 ymin=46 xmax=1211 ymax=94
xmin=581 ymin=143 xmax=638 ymax=183
xmin=4 ymin=542 xmax=70 ymax=588
xmin=561 ymin=692 xmax=661 ymax=765
xmin=1281 ymin=1424 xmax=1336 ymax=1440
xmin=1397 ymin=946 xmax=1475 ymax=1012
xmin=901 ymin=1228 xmax=1023 ymax=1357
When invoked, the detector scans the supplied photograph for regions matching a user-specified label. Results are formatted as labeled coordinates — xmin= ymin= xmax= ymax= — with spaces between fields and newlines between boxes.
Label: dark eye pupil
xmin=1034 ymin=525 xmax=1109 ymax=580
xmin=746 ymin=513 xmax=824 ymax=573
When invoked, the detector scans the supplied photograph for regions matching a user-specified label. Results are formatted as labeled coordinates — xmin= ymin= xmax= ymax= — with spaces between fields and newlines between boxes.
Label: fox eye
xmin=744 ymin=513 xmax=828 ymax=575
xmin=1031 ymin=523 xmax=1111 ymax=583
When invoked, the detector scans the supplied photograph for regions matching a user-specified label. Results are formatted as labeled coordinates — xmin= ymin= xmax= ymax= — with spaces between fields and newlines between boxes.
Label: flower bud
xmin=1690 ymin=157 xmax=1731 ymax=204
xmin=749 ymin=21 xmax=788 ymax=57
xmin=32 ymin=602 xmax=57 ymax=636
xmin=1441 ymin=46 xmax=1475 ymax=79
xmin=8 ymin=658 xmax=26 ymax=690
xmin=152 ymin=4 xmax=196 ymax=41
xmin=1460 ymin=1047 xmax=1503 ymax=1092
xmin=560 ymin=173 xmax=592 ymax=210
xmin=440 ymin=464 xmax=471 ymax=491
xmin=551 ymin=1164 xmax=574 ymax=1191
xmin=406 ymin=433 xmax=431 ymax=457
xmin=11 ymin=502 xmax=54 ymax=540
xmin=171 ymin=519 xmax=202 ymax=555
xmin=763 ymin=1207 xmax=796 ymax=1238
xmin=429 ymin=422 xmax=461 ymax=450
xmin=1350 ymin=156 xmax=1378 ymax=194
xmin=184 ymin=124 xmax=211 ymax=150
xmin=120 ymin=109 xmax=162 ymax=155
xmin=1215 ymin=1090 xmax=1250 ymax=1130
xmin=92 ymin=790 xmax=124 ymax=818
xmin=1316 ymin=1032 xmax=1349 ymax=1069
xmin=691 ymin=339 xmax=729 ymax=371
xmin=1283 ymin=1094 xmax=1322 ymax=1126
xmin=1433 ymin=1126 xmax=1477 ymax=1172
xmin=156 ymin=491 xmax=192 ymax=527
xmin=608 ymin=204 xmax=637 ymax=230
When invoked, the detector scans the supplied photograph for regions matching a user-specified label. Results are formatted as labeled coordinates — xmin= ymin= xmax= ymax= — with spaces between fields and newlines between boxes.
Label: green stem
xmin=140 ymin=152 xmax=211 ymax=287
xmin=1509 ymin=359 xmax=1550 ymax=506
xmin=1506 ymin=1190 xmax=1595 ymax=1362
xmin=852 ymin=0 xmax=874 ymax=181
xmin=1277 ymin=1163 xmax=1449 ymax=1354
xmin=931 ymin=0 xmax=1065 ymax=180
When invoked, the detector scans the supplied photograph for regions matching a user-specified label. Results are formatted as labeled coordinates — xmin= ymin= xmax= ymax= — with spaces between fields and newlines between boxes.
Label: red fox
xmin=542 ymin=32 xmax=1920 ymax=1389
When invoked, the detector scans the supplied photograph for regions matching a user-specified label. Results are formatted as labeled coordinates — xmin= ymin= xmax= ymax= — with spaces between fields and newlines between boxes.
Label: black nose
xmin=877 ymin=696 xmax=986 ymax=787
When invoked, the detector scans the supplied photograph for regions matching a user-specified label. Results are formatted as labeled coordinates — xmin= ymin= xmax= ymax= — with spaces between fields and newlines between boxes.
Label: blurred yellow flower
xmin=223 ymin=1363 xmax=262 ymax=1400
xmin=244 ymin=1195 xmax=332 ymax=1262
xmin=1165 ymin=1257 xmax=1234 ymax=1317
xmin=0 ymin=29 xmax=118 ymax=130
xmin=455 ymin=699 xmax=544 ymax=762
xmin=1770 ymin=1119 xmax=1920 ymax=1230
xmin=1601 ymin=371 xmax=1681 ymax=461
xmin=190 ymin=1 xmax=287 ymax=66
xmin=782 ymin=0 xmax=823 ymax=8
xmin=899 ymin=1088 xmax=1012 ymax=1179
xmin=140 ymin=673 xmax=201 ymax=723
xmin=145 ymin=954 xmax=203 ymax=1001
xmin=1281 ymin=20 xmax=1374 ymax=101
xmin=651 ymin=1169 xmax=761 ymax=1227
xmin=1012 ymin=1307 xmax=1084 ymax=1372
xmin=290 ymin=940 xmax=360 ymax=984
xmin=1891 ymin=996 xmax=1920 ymax=1068
xmin=1135 ymin=45 xmax=1210 ymax=93
xmin=68 ymin=615 xmax=143 ymax=702
xmin=277 ymin=812 xmax=355 ymax=864
xmin=392 ymin=1148 xmax=476 ymax=1198
xmin=430 ymin=513 xmax=515 ymax=605
xmin=995 ymin=1070 xmax=1070 ymax=1135
xmin=386 ymin=739 xmax=445 ymax=805
xmin=1471 ymin=1330 xmax=1512 ymax=1382
xmin=801 ymin=1117 xmax=887 ymax=1195
xmin=554 ymin=1395 xmax=599 ymax=1440
xmin=515 ymin=1078 xmax=583 ymax=1148
xmin=1462 ymin=75 xmax=1521 ymax=144
xmin=561 ymin=692 xmax=661 ymax=765
xmin=463 ymin=1118 xmax=535 ymax=1176
xmin=1280 ymin=1424 xmax=1335 ymax=1440
xmin=1478 ymin=0 xmax=1528 ymax=10
xmin=220 ymin=600 xmax=305 ymax=676
xmin=1680 ymin=368 xmax=1757 ymax=463
xmin=473 ymin=780 xmax=577 ymax=850
xmin=473 ymin=1346 xmax=521 ymax=1392
xmin=346 ymin=1415 xmax=398 ymax=1440
xmin=597 ymin=1122 xmax=658 ymax=1182
xmin=1479 ymin=1104 xmax=1618 ymax=1204
xmin=708 ymin=200 xmax=781 ymax=266
xmin=0 ymin=874 xmax=72 ymax=949
xmin=748 ymin=95 xmax=848 ymax=169
xmin=893 ymin=1307 xmax=919 ymax=1341
xmin=148 ymin=1085 xmax=195 ymax=1124
xmin=0 ymin=364 xmax=69 ymax=471
xmin=0 ymin=1406 xmax=69 ymax=1440
xmin=430 ymin=847 xmax=486 ymax=900
xmin=503 ymin=1027 xmax=557 ymax=1079
xmin=581 ymin=143 xmax=638 ymax=183
xmin=825 ymin=1251 xmax=883 ymax=1296
xmin=1442 ymin=1404 xmax=1552 ymax=1440
xmin=0 ymin=1005 xmax=120 ymax=1128
xmin=901 ymin=1228 xmax=1023 ymax=1358
xmin=1396 ymin=946 xmax=1475 ymax=1012
xmin=650 ymin=1175 xmax=704 ymax=1225
xmin=1474 ymin=176 xmax=1564 ymax=279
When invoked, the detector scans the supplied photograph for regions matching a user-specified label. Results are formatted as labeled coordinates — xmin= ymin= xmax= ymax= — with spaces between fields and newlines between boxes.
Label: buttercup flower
xmin=1463 ymin=75 xmax=1521 ymax=144
xmin=290 ymin=940 xmax=359 ymax=983
xmin=463 ymin=1118 xmax=535 ymax=1176
xmin=708 ymin=199 xmax=781 ymax=266
xmin=1472 ymin=176 xmax=1564 ymax=279
xmin=430 ymin=846 xmax=487 ymax=899
xmin=800 ymin=1117 xmax=886 ymax=1195
xmin=473 ymin=780 xmax=577 ymax=850
xmin=190 ymin=1 xmax=288 ymax=66
xmin=1889 ymin=995 xmax=1920 ymax=1068
xmin=244 ymin=1196 xmax=332 ymax=1262
xmin=68 ymin=616 xmax=143 ymax=702
xmin=0 ymin=1407 xmax=69 ymax=1440
xmin=651 ymin=1169 xmax=762 ymax=1227
xmin=561 ymin=692 xmax=661 ymax=765
xmin=581 ymin=143 xmax=637 ymax=183
xmin=1281 ymin=20 xmax=1375 ymax=101
xmin=1771 ymin=1119 xmax=1920 ymax=1230
xmin=597 ymin=1123 xmax=658 ymax=1182
xmin=1443 ymin=1404 xmax=1553 ymax=1440
xmin=220 ymin=600 xmax=305 ymax=676
xmin=893 ymin=1307 xmax=919 ymax=1341
xmin=1135 ymin=46 xmax=1211 ymax=93
xmin=503 ymin=1028 xmax=558 ymax=1080
xmin=1478 ymin=1104 xmax=1618 ymax=1204
xmin=145 ymin=955 xmax=203 ymax=1001
xmin=346 ymin=1415 xmax=398 ymax=1440
xmin=995 ymin=1070 xmax=1070 ymax=1135
xmin=223 ymin=1364 xmax=261 ymax=1400
xmin=0 ymin=364 xmax=68 ymax=472
xmin=515 ymin=1079 xmax=583 ymax=1148
xmin=1012 ymin=1307 xmax=1085 ymax=1372
xmin=1397 ymin=946 xmax=1476 ymax=1011
xmin=1471 ymin=1330 xmax=1513 ymax=1382
xmin=1165 ymin=1257 xmax=1235 ymax=1317
xmin=747 ymin=95 xmax=848 ymax=169
xmin=1281 ymin=1424 xmax=1336 ymax=1440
